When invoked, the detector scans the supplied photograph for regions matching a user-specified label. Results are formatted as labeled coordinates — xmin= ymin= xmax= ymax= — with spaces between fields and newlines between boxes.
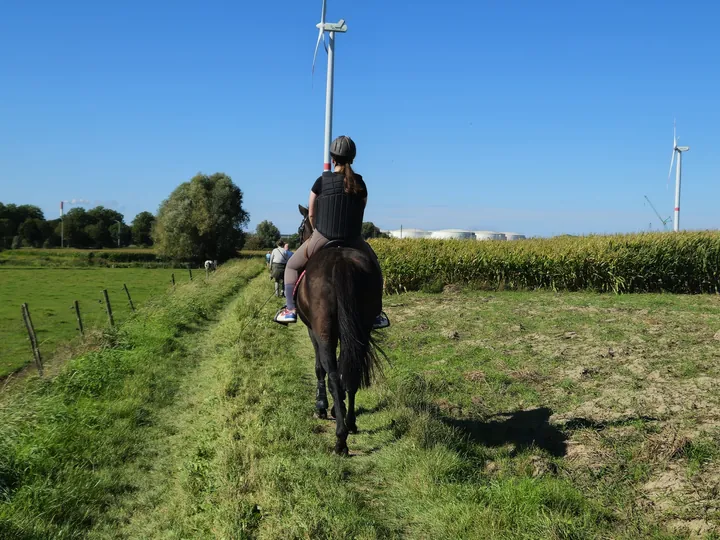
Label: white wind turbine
xmin=667 ymin=121 xmax=690 ymax=232
xmin=312 ymin=0 xmax=347 ymax=172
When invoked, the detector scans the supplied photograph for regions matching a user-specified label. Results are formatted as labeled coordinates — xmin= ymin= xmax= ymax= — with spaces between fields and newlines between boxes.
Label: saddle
xmin=292 ymin=239 xmax=352 ymax=301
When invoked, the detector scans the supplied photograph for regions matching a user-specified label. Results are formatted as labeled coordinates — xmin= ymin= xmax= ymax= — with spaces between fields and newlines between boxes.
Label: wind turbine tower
xmin=312 ymin=0 xmax=348 ymax=172
xmin=667 ymin=122 xmax=690 ymax=232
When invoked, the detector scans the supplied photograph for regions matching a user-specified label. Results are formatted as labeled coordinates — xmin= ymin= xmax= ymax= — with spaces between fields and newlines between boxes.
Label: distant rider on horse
xmin=273 ymin=135 xmax=390 ymax=329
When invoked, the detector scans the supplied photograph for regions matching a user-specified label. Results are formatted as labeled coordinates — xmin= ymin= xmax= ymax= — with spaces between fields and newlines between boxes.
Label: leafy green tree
xmin=62 ymin=208 xmax=93 ymax=248
xmin=243 ymin=234 xmax=264 ymax=251
xmin=42 ymin=219 xmax=61 ymax=247
xmin=286 ymin=233 xmax=301 ymax=249
xmin=0 ymin=219 xmax=10 ymax=249
xmin=86 ymin=207 xmax=125 ymax=248
xmin=0 ymin=204 xmax=44 ymax=247
xmin=131 ymin=211 xmax=155 ymax=246
xmin=18 ymin=218 xmax=45 ymax=247
xmin=153 ymin=173 xmax=249 ymax=262
xmin=254 ymin=220 xmax=281 ymax=249
xmin=108 ymin=223 xmax=131 ymax=247
xmin=361 ymin=222 xmax=389 ymax=239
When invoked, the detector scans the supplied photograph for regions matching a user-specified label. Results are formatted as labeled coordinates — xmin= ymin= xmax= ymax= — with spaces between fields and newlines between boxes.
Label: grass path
xmin=89 ymin=276 xmax=315 ymax=538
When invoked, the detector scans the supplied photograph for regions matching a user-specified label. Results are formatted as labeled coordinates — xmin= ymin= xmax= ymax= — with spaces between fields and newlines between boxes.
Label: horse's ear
xmin=299 ymin=205 xmax=309 ymax=217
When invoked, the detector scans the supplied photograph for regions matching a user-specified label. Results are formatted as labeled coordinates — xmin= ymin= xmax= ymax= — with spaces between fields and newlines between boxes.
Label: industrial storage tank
xmin=386 ymin=228 xmax=430 ymax=239
xmin=473 ymin=231 xmax=506 ymax=241
xmin=430 ymin=229 xmax=476 ymax=240
xmin=502 ymin=232 xmax=526 ymax=240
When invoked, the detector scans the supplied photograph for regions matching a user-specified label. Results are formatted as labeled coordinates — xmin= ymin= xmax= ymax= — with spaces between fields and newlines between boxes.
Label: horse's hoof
xmin=315 ymin=410 xmax=328 ymax=420
xmin=346 ymin=424 xmax=358 ymax=434
xmin=316 ymin=399 xmax=329 ymax=410
xmin=334 ymin=444 xmax=349 ymax=456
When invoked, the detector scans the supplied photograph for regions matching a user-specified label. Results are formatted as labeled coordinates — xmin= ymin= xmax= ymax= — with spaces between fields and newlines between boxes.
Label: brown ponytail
xmin=337 ymin=161 xmax=361 ymax=195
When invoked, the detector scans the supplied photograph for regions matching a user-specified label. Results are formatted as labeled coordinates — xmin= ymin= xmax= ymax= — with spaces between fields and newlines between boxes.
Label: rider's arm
xmin=308 ymin=191 xmax=318 ymax=228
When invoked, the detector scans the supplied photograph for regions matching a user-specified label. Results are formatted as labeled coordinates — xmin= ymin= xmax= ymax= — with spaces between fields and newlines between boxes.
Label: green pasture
xmin=0 ymin=267 xmax=185 ymax=376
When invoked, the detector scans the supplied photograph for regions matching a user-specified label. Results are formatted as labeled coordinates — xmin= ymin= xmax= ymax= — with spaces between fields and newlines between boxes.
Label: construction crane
xmin=644 ymin=195 xmax=672 ymax=231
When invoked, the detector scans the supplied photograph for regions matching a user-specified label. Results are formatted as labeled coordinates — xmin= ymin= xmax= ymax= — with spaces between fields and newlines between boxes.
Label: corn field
xmin=371 ymin=231 xmax=720 ymax=294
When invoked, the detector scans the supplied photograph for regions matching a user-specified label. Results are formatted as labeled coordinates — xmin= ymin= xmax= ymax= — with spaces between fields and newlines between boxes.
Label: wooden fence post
xmin=74 ymin=300 xmax=84 ymax=336
xmin=123 ymin=283 xmax=135 ymax=312
xmin=21 ymin=303 xmax=43 ymax=376
xmin=188 ymin=265 xmax=193 ymax=281
xmin=102 ymin=289 xmax=115 ymax=327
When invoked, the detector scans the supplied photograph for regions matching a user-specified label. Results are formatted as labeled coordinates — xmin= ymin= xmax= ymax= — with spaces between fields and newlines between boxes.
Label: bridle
xmin=298 ymin=215 xmax=311 ymax=242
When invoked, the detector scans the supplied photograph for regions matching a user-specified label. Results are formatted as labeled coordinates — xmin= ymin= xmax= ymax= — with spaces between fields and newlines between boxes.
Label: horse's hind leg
xmin=309 ymin=330 xmax=329 ymax=419
xmin=315 ymin=360 xmax=329 ymax=419
xmin=328 ymin=370 xmax=349 ymax=455
xmin=312 ymin=332 xmax=348 ymax=455
xmin=346 ymin=391 xmax=358 ymax=434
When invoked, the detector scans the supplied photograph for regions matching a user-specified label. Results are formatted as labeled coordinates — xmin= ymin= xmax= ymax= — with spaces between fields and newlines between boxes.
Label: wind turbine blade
xmin=312 ymin=0 xmax=328 ymax=76
xmin=312 ymin=28 xmax=324 ymax=75
xmin=667 ymin=120 xmax=677 ymax=190
xmin=667 ymin=150 xmax=675 ymax=190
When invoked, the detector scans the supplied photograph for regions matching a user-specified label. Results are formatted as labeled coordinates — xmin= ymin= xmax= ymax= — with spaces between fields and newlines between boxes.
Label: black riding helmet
xmin=330 ymin=135 xmax=356 ymax=164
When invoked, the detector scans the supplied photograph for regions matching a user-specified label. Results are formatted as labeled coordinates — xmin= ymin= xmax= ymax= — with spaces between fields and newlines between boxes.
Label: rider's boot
xmin=274 ymin=307 xmax=297 ymax=324
xmin=273 ymin=283 xmax=298 ymax=325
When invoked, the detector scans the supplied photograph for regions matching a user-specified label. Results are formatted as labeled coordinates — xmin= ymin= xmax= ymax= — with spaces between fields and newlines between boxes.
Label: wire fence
xmin=1 ymin=265 xmax=220 ymax=380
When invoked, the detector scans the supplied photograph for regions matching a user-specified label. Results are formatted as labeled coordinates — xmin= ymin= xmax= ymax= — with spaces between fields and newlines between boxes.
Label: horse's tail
xmin=335 ymin=257 xmax=381 ymax=392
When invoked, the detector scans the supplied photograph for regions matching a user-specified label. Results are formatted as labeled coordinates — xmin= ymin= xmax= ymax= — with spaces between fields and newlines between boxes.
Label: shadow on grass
xmin=355 ymin=402 xmax=388 ymax=416
xmin=447 ymin=407 xmax=568 ymax=457
xmin=561 ymin=416 xmax=658 ymax=431
xmin=447 ymin=409 xmax=660 ymax=457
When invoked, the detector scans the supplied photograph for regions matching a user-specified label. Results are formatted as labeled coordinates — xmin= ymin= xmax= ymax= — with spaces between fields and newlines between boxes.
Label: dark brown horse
xmin=295 ymin=205 xmax=383 ymax=455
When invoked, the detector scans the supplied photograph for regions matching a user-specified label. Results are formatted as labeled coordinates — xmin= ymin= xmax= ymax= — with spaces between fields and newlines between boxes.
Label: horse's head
xmin=298 ymin=205 xmax=313 ymax=243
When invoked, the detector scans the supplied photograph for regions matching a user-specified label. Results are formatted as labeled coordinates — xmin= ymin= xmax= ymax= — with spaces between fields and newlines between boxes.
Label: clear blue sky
xmin=1 ymin=0 xmax=719 ymax=237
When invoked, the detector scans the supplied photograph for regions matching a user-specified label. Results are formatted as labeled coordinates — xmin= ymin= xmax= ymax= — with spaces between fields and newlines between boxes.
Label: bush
xmin=371 ymin=231 xmax=720 ymax=294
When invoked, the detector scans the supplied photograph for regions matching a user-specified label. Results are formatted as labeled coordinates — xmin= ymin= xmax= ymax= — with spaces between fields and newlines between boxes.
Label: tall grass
xmin=372 ymin=231 xmax=720 ymax=294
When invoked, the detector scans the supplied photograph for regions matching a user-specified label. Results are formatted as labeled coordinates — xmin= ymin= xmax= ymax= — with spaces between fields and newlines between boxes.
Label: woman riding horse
xmin=274 ymin=135 xmax=389 ymax=329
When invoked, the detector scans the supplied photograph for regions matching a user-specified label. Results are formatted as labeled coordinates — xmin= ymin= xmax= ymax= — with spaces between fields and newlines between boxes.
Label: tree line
xmin=0 ymin=203 xmax=155 ymax=250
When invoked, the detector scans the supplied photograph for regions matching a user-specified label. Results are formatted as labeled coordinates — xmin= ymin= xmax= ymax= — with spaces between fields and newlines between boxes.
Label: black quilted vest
xmin=314 ymin=172 xmax=365 ymax=240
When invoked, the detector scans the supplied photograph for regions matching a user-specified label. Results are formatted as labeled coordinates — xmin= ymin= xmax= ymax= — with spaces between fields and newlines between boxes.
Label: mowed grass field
xmin=0 ymin=267 xmax=184 ymax=376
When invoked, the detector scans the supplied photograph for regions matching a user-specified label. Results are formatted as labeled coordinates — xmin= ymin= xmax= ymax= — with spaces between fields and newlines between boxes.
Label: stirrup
xmin=373 ymin=311 xmax=390 ymax=330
